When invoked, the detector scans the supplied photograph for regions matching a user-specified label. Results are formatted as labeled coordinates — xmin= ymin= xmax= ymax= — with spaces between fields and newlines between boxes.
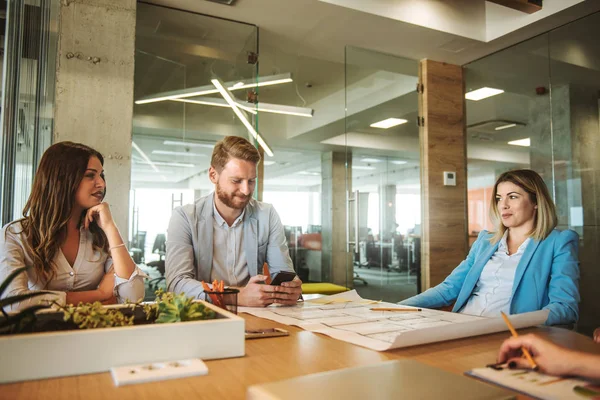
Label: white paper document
xmin=239 ymin=290 xmax=549 ymax=351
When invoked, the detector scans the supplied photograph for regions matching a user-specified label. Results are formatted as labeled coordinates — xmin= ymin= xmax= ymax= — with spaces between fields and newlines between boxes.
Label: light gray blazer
xmin=165 ymin=193 xmax=294 ymax=299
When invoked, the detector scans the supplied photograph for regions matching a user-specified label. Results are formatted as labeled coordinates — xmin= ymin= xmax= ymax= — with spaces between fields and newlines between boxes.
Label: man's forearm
xmin=169 ymin=276 xmax=206 ymax=299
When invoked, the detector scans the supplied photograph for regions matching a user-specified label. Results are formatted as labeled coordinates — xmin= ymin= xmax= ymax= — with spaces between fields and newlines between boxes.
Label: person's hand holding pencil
xmin=497 ymin=333 xmax=588 ymax=377
xmin=500 ymin=312 xmax=538 ymax=370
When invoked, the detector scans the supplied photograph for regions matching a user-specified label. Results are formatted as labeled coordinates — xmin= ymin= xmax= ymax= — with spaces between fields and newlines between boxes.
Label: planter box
xmin=0 ymin=301 xmax=245 ymax=384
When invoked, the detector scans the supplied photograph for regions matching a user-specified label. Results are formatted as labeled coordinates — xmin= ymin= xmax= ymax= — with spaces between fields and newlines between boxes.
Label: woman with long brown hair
xmin=0 ymin=142 xmax=145 ymax=311
xmin=400 ymin=169 xmax=579 ymax=326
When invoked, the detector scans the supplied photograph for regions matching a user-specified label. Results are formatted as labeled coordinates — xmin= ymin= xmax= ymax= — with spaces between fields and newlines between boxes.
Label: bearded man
xmin=165 ymin=136 xmax=302 ymax=306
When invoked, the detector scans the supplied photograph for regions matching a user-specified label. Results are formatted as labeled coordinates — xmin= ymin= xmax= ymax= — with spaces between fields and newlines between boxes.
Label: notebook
xmin=247 ymin=360 xmax=515 ymax=400
xmin=467 ymin=366 xmax=600 ymax=400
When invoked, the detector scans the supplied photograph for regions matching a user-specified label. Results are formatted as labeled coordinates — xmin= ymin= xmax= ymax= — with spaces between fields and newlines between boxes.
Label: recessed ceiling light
xmin=352 ymin=165 xmax=376 ymax=170
xmin=263 ymin=160 xmax=276 ymax=166
xmin=370 ymin=118 xmax=408 ymax=129
xmin=360 ymin=158 xmax=382 ymax=163
xmin=495 ymin=123 xmax=517 ymax=131
xmin=508 ymin=138 xmax=530 ymax=147
xmin=465 ymin=87 xmax=504 ymax=101
xmin=391 ymin=160 xmax=407 ymax=165
xmin=152 ymin=150 xmax=206 ymax=157
xmin=297 ymin=171 xmax=320 ymax=176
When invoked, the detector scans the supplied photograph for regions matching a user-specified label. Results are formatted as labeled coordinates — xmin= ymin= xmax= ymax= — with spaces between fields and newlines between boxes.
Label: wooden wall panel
xmin=419 ymin=60 xmax=468 ymax=291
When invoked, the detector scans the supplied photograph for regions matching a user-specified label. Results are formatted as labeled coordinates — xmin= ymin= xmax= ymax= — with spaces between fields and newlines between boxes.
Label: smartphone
xmin=245 ymin=328 xmax=289 ymax=339
xmin=270 ymin=271 xmax=297 ymax=286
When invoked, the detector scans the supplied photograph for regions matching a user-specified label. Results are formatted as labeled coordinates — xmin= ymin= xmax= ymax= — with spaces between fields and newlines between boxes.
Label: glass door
xmin=345 ymin=46 xmax=421 ymax=302
xmin=133 ymin=4 xmax=258 ymax=299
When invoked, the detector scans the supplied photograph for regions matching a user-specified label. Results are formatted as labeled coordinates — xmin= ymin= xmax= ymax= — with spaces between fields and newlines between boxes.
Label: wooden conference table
xmin=2 ymin=314 xmax=599 ymax=400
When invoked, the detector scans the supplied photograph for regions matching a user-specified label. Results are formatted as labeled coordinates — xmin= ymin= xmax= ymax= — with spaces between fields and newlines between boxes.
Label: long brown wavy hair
xmin=7 ymin=142 xmax=109 ymax=283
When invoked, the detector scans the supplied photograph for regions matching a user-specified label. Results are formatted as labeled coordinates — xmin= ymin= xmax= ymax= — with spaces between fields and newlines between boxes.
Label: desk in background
xmin=2 ymin=314 xmax=598 ymax=400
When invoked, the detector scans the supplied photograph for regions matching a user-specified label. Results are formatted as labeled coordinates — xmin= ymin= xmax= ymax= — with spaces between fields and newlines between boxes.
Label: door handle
xmin=347 ymin=190 xmax=359 ymax=253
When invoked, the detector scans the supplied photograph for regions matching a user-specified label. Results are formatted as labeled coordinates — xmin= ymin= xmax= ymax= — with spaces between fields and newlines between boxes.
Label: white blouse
xmin=0 ymin=222 xmax=146 ymax=312
xmin=459 ymin=231 xmax=530 ymax=318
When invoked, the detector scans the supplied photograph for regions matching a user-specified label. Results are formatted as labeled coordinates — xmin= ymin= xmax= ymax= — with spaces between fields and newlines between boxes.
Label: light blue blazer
xmin=400 ymin=229 xmax=580 ymax=326
xmin=165 ymin=194 xmax=294 ymax=299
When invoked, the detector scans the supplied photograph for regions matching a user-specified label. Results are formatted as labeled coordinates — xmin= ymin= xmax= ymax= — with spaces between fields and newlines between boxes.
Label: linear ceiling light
xmin=152 ymin=150 xmax=207 ymax=157
xmin=465 ymin=87 xmax=504 ymax=101
xmin=173 ymin=98 xmax=257 ymax=114
xmin=390 ymin=160 xmax=407 ymax=165
xmin=211 ymin=78 xmax=274 ymax=157
xmin=135 ymin=73 xmax=293 ymax=105
xmin=508 ymin=138 xmax=530 ymax=147
xmin=352 ymin=165 xmax=376 ymax=170
xmin=174 ymin=97 xmax=312 ymax=118
xmin=236 ymin=102 xmax=313 ymax=118
xmin=132 ymin=141 xmax=159 ymax=172
xmin=495 ymin=123 xmax=517 ymax=131
xmin=163 ymin=140 xmax=215 ymax=149
xmin=370 ymin=118 xmax=408 ymax=129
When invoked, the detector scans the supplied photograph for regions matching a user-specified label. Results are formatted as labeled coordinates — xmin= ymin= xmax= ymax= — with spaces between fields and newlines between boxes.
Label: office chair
xmin=130 ymin=231 xmax=147 ymax=264
xmin=147 ymin=233 xmax=167 ymax=290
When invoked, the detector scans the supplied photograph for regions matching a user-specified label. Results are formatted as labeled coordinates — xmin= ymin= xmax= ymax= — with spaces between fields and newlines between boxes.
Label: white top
xmin=210 ymin=202 xmax=249 ymax=287
xmin=0 ymin=222 xmax=146 ymax=312
xmin=459 ymin=231 xmax=530 ymax=318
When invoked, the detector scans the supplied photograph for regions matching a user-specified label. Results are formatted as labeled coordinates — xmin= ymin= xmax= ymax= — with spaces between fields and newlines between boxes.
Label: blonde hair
xmin=489 ymin=169 xmax=557 ymax=244
xmin=210 ymin=136 xmax=261 ymax=172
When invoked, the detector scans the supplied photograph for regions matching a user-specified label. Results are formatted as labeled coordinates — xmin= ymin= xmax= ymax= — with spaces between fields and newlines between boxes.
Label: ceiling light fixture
xmin=351 ymin=165 xmax=376 ymax=170
xmin=174 ymin=98 xmax=257 ymax=114
xmin=465 ymin=87 xmax=504 ymax=101
xmin=211 ymin=78 xmax=274 ymax=157
xmin=370 ymin=118 xmax=408 ymax=129
xmin=360 ymin=158 xmax=382 ymax=163
xmin=163 ymin=140 xmax=215 ymax=149
xmin=135 ymin=73 xmax=293 ymax=105
xmin=508 ymin=138 xmax=530 ymax=147
xmin=132 ymin=141 xmax=159 ymax=173
xmin=152 ymin=150 xmax=206 ymax=157
xmin=390 ymin=160 xmax=407 ymax=165
xmin=174 ymin=97 xmax=312 ymax=118
xmin=263 ymin=160 xmax=276 ymax=166
xmin=495 ymin=123 xmax=517 ymax=131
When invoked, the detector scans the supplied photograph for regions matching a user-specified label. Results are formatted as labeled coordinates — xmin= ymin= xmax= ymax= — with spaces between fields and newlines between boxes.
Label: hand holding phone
xmin=270 ymin=271 xmax=297 ymax=286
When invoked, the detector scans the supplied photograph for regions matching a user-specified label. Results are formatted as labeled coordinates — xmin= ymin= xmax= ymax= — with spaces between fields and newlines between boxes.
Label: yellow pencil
xmin=370 ymin=307 xmax=422 ymax=312
xmin=500 ymin=311 xmax=538 ymax=370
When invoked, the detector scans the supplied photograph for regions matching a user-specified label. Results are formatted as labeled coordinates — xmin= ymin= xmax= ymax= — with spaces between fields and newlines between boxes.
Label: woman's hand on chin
xmin=84 ymin=202 xmax=116 ymax=232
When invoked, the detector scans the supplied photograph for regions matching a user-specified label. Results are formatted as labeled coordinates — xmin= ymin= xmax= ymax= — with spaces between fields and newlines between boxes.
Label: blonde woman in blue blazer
xmin=400 ymin=170 xmax=579 ymax=326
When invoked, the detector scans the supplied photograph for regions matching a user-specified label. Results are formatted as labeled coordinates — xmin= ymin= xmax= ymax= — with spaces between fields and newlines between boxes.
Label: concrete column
xmin=321 ymin=151 xmax=352 ymax=286
xmin=53 ymin=0 xmax=136 ymax=238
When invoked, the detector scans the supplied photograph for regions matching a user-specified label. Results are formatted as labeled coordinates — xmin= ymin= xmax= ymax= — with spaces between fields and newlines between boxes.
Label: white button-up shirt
xmin=210 ymin=203 xmax=249 ymax=287
xmin=0 ymin=222 xmax=146 ymax=312
xmin=459 ymin=231 xmax=530 ymax=318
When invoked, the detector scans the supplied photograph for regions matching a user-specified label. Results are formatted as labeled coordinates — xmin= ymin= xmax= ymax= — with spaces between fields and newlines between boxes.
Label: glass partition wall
xmin=133 ymin=3 xmax=258 ymax=297
xmin=0 ymin=0 xmax=59 ymax=225
xmin=344 ymin=47 xmax=421 ymax=302
xmin=465 ymin=11 xmax=600 ymax=335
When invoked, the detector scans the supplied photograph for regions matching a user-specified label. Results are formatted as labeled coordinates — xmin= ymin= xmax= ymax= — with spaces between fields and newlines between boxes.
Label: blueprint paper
xmin=239 ymin=290 xmax=548 ymax=351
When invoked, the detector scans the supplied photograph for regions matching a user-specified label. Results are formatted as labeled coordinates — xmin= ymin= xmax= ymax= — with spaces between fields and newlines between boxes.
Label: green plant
xmin=55 ymin=289 xmax=216 ymax=330
xmin=0 ymin=266 xmax=53 ymax=334
xmin=58 ymin=302 xmax=135 ymax=329
xmin=143 ymin=289 xmax=216 ymax=324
